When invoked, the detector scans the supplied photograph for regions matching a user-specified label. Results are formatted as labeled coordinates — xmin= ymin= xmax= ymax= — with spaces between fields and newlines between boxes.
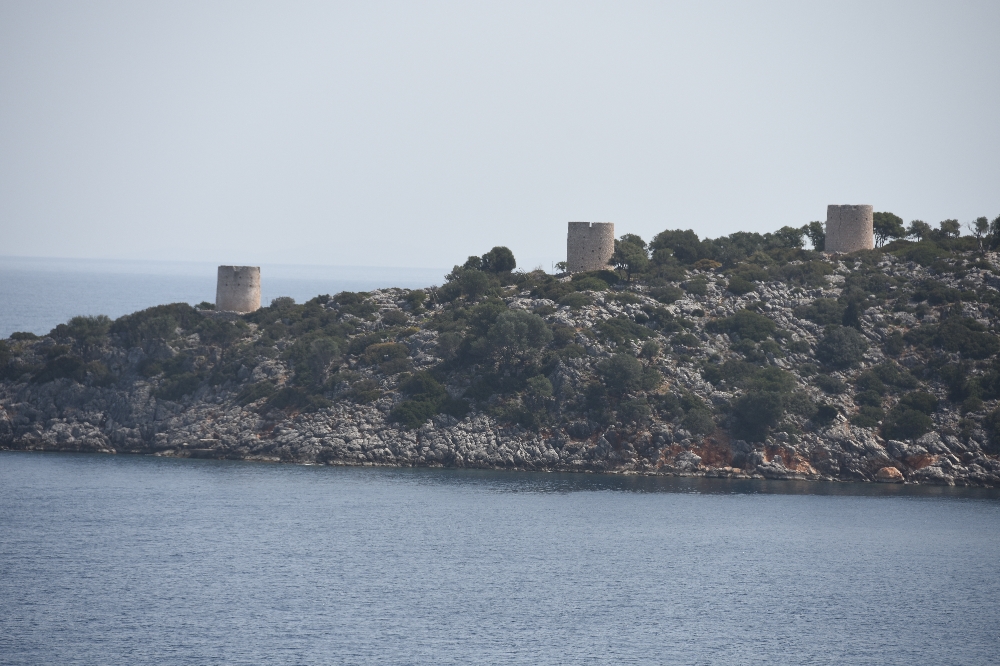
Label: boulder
xmin=875 ymin=466 xmax=904 ymax=483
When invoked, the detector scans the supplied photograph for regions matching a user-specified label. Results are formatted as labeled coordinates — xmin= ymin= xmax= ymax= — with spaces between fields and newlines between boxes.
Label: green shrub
xmin=480 ymin=246 xmax=516 ymax=273
xmin=398 ymin=372 xmax=448 ymax=402
xmin=883 ymin=331 xmax=905 ymax=356
xmin=858 ymin=363 xmax=917 ymax=394
xmin=894 ymin=240 xmax=945 ymax=267
xmin=911 ymin=279 xmax=962 ymax=305
xmin=640 ymin=340 xmax=661 ymax=359
xmin=390 ymin=371 xmax=464 ymax=428
xmin=619 ymin=397 xmax=652 ymax=424
xmin=701 ymin=358 xmax=750 ymax=387
xmin=641 ymin=367 xmax=663 ymax=391
xmin=940 ymin=318 xmax=997 ymax=359
xmin=237 ymin=381 xmax=276 ymax=405
xmin=361 ymin=342 xmax=408 ymax=366
xmin=404 ymin=290 xmax=427 ymax=311
xmin=671 ymin=332 xmax=700 ymax=348
xmin=31 ymin=355 xmax=111 ymax=386
xmin=390 ymin=399 xmax=439 ymax=429
xmin=284 ymin=335 xmax=342 ymax=386
xmin=786 ymin=339 xmax=811 ymax=354
xmin=682 ymin=408 xmax=715 ymax=435
xmin=481 ymin=310 xmax=553 ymax=372
xmin=110 ymin=303 xmax=202 ymax=348
xmin=155 ymin=372 xmax=203 ymax=401
xmin=651 ymin=228 xmax=704 ymax=265
xmin=813 ymin=403 xmax=839 ymax=426
xmin=730 ymin=391 xmax=785 ymax=442
xmin=572 ymin=277 xmax=611 ymax=292
xmin=813 ymin=375 xmax=846 ymax=394
xmin=571 ymin=270 xmax=618 ymax=289
xmin=855 ymin=390 xmax=883 ymax=407
xmin=264 ymin=386 xmax=332 ymax=413
xmin=898 ymin=391 xmax=938 ymax=414
xmin=551 ymin=325 xmax=576 ymax=347
xmin=726 ymin=275 xmax=755 ymax=295
xmin=650 ymin=286 xmax=683 ymax=304
xmin=595 ymin=316 xmax=652 ymax=344
xmin=346 ymin=379 xmax=382 ymax=403
xmin=855 ymin=370 xmax=885 ymax=395
xmin=609 ymin=291 xmax=642 ymax=305
xmin=32 ymin=355 xmax=85 ymax=384
xmin=851 ymin=405 xmax=884 ymax=428
xmin=984 ymin=408 xmax=1000 ymax=453
xmin=882 ymin=407 xmax=933 ymax=440
xmin=707 ymin=309 xmax=776 ymax=341
xmin=558 ymin=292 xmax=593 ymax=309
xmin=196 ymin=318 xmax=249 ymax=345
xmin=682 ymin=278 xmax=708 ymax=296
xmin=333 ymin=292 xmax=377 ymax=317
xmin=732 ymin=264 xmax=769 ymax=282
xmin=50 ymin=315 xmax=111 ymax=346
xmin=772 ymin=260 xmax=834 ymax=287
xmin=9 ymin=331 xmax=38 ymax=341
xmin=380 ymin=357 xmax=412 ymax=375
xmin=347 ymin=333 xmax=385 ymax=356
xmin=743 ymin=366 xmax=796 ymax=393
xmin=815 ymin=326 xmax=868 ymax=368
xmin=382 ymin=310 xmax=409 ymax=326
xmin=596 ymin=354 xmax=643 ymax=395
xmin=905 ymin=317 xmax=1000 ymax=359
xmin=961 ymin=396 xmax=983 ymax=414
xmin=794 ymin=298 xmax=845 ymax=326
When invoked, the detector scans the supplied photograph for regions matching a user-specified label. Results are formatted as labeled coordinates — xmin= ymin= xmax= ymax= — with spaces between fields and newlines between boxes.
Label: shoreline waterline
xmin=4 ymin=449 xmax=998 ymax=500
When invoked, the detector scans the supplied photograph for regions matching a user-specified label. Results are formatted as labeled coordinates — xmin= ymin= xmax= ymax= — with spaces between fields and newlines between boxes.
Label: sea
xmin=1 ymin=452 xmax=998 ymax=665
xmin=0 ymin=256 xmax=449 ymax=339
xmin=3 ymin=257 xmax=1000 ymax=664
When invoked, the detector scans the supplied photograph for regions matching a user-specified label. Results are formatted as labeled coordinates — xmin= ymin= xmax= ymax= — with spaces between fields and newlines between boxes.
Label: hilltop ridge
xmin=3 ymin=218 xmax=1000 ymax=486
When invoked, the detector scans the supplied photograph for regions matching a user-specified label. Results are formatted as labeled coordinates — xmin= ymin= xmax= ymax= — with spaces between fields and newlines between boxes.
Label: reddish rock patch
xmin=764 ymin=445 xmax=816 ymax=474
xmin=876 ymin=466 xmax=904 ymax=482
xmin=693 ymin=432 xmax=733 ymax=467
xmin=906 ymin=453 xmax=937 ymax=470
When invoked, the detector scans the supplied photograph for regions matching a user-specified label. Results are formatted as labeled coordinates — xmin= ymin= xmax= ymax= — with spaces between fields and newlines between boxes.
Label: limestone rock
xmin=875 ymin=466 xmax=904 ymax=483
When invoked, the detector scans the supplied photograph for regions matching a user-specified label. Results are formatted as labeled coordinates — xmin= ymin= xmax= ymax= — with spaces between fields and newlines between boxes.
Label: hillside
xmin=3 ymin=221 xmax=1000 ymax=486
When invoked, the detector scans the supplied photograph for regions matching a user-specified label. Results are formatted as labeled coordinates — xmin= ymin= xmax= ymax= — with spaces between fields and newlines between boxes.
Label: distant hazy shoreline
xmin=0 ymin=256 xmax=448 ymax=337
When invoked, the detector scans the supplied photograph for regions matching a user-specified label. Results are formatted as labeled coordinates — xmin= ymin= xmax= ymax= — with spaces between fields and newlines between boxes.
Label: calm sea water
xmin=0 ymin=256 xmax=448 ymax=338
xmin=1 ymin=452 xmax=998 ymax=665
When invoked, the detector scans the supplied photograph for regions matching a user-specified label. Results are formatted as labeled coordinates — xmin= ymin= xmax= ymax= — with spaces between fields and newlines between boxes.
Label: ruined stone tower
xmin=825 ymin=205 xmax=874 ymax=254
xmin=215 ymin=266 xmax=261 ymax=313
xmin=567 ymin=222 xmax=615 ymax=273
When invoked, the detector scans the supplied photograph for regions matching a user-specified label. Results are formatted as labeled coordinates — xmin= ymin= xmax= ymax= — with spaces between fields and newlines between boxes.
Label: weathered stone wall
xmin=567 ymin=222 xmax=615 ymax=272
xmin=825 ymin=205 xmax=874 ymax=253
xmin=216 ymin=266 xmax=261 ymax=313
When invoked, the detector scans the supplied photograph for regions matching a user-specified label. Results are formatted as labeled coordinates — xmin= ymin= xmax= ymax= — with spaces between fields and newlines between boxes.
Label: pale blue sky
xmin=1 ymin=1 xmax=998 ymax=271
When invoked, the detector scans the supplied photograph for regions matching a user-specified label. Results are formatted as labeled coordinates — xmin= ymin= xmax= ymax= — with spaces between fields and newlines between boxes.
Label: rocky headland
xmin=3 ymin=227 xmax=1000 ymax=487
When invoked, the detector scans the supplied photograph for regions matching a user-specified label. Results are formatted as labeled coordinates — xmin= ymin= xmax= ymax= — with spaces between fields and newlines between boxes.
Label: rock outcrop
xmin=3 ymin=248 xmax=1000 ymax=487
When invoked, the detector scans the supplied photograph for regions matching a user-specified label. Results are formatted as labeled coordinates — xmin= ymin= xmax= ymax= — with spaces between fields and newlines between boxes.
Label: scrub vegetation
xmin=4 ymin=213 xmax=1000 ymax=485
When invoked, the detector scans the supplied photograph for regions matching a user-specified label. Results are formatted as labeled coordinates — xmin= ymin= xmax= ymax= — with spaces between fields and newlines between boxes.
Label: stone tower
xmin=216 ymin=266 xmax=261 ymax=313
xmin=567 ymin=222 xmax=615 ymax=273
xmin=825 ymin=205 xmax=874 ymax=253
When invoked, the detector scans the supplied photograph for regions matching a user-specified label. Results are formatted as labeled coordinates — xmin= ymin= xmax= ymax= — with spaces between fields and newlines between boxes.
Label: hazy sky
xmin=2 ymin=1 xmax=998 ymax=270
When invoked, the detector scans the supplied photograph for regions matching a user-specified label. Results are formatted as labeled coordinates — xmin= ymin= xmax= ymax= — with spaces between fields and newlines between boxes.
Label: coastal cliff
xmin=3 ymin=235 xmax=1000 ymax=487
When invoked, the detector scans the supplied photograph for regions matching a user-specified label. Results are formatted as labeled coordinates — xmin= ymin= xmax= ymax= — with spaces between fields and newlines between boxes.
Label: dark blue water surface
xmin=1 ymin=453 xmax=999 ymax=665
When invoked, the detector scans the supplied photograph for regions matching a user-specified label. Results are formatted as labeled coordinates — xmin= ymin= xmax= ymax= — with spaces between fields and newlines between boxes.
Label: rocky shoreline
xmin=3 ymin=369 xmax=995 ymax=487
xmin=3 ymin=247 xmax=1000 ymax=487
